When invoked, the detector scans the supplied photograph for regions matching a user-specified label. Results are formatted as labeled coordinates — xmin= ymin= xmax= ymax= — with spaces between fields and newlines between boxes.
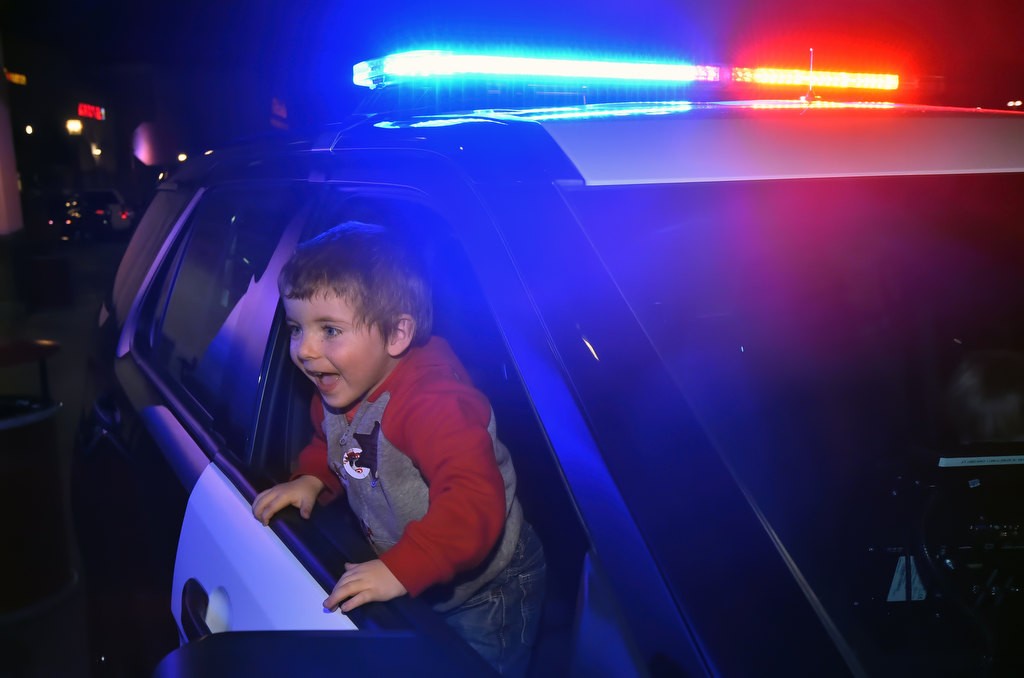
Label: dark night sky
xmin=6 ymin=1 xmax=1022 ymax=72
xmin=3 ymin=0 xmax=1024 ymax=148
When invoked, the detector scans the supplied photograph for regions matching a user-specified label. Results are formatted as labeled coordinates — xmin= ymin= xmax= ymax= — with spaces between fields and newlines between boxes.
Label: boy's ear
xmin=387 ymin=314 xmax=416 ymax=357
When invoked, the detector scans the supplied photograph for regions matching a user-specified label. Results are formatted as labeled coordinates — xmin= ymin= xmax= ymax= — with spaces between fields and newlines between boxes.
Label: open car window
xmin=247 ymin=191 xmax=588 ymax=670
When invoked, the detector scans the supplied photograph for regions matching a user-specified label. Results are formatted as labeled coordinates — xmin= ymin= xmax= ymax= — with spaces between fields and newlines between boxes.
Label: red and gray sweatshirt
xmin=292 ymin=336 xmax=523 ymax=611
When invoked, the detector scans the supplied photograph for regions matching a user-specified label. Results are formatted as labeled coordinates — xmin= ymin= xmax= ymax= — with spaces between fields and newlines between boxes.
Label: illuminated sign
xmin=78 ymin=103 xmax=106 ymax=120
xmin=4 ymin=69 xmax=27 ymax=86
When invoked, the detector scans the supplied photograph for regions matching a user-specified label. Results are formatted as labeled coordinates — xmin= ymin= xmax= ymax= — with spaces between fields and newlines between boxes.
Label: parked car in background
xmin=62 ymin=189 xmax=136 ymax=240
xmin=73 ymin=46 xmax=1024 ymax=677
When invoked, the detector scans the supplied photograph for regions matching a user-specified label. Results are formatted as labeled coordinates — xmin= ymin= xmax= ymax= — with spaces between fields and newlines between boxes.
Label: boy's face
xmin=284 ymin=293 xmax=412 ymax=411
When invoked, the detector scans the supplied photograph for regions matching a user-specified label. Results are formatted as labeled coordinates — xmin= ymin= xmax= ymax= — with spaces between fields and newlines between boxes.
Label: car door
xmin=126 ymin=177 xmax=502 ymax=674
xmin=117 ymin=175 xmax=352 ymax=630
xmin=122 ymin=180 xmax=358 ymax=637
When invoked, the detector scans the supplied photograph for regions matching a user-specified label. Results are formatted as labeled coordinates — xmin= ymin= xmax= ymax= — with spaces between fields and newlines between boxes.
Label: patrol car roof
xmin=342 ymin=101 xmax=1024 ymax=187
xmin=530 ymin=103 xmax=1024 ymax=185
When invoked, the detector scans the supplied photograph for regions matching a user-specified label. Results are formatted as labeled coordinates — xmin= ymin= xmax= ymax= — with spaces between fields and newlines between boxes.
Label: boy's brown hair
xmin=278 ymin=221 xmax=433 ymax=347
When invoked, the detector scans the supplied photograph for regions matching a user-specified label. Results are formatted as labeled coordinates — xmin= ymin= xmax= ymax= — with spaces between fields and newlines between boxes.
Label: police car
xmin=74 ymin=47 xmax=1024 ymax=676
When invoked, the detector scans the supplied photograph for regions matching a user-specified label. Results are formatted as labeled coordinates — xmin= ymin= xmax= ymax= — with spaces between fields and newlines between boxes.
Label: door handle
xmin=181 ymin=578 xmax=212 ymax=641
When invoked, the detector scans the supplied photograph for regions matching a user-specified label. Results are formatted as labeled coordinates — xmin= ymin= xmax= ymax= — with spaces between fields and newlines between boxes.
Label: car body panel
xmin=171 ymin=463 xmax=358 ymax=636
xmin=140 ymin=405 xmax=211 ymax=491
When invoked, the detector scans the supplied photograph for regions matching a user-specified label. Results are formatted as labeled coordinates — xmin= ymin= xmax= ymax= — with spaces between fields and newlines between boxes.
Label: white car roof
xmin=487 ymin=102 xmax=1024 ymax=186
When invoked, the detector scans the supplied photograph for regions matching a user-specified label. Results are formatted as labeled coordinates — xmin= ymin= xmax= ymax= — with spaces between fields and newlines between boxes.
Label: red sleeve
xmin=378 ymin=384 xmax=507 ymax=597
xmin=290 ymin=395 xmax=343 ymax=501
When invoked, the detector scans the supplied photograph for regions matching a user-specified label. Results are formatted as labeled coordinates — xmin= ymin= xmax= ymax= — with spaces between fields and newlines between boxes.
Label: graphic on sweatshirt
xmin=342 ymin=421 xmax=380 ymax=481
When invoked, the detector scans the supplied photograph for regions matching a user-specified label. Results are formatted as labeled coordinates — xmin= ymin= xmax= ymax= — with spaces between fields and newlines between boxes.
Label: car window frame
xmin=129 ymin=179 xmax=312 ymax=459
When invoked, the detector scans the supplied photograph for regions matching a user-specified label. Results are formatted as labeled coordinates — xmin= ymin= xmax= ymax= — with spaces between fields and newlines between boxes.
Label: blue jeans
xmin=442 ymin=521 xmax=546 ymax=676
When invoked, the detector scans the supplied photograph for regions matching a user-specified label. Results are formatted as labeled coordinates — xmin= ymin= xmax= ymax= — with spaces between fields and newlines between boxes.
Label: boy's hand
xmin=324 ymin=560 xmax=408 ymax=613
xmin=252 ymin=475 xmax=325 ymax=525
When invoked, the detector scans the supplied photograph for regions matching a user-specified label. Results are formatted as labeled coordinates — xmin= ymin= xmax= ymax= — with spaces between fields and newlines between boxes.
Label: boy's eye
xmin=324 ymin=326 xmax=342 ymax=338
xmin=287 ymin=325 xmax=301 ymax=338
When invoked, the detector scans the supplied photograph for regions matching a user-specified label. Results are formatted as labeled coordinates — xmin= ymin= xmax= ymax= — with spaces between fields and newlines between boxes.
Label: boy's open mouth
xmin=309 ymin=371 xmax=341 ymax=389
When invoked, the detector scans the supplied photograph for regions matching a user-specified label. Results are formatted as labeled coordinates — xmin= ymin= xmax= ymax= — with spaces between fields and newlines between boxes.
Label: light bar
xmin=730 ymin=67 xmax=899 ymax=91
xmin=745 ymin=101 xmax=896 ymax=110
xmin=353 ymin=50 xmax=721 ymax=89
xmin=352 ymin=49 xmax=900 ymax=94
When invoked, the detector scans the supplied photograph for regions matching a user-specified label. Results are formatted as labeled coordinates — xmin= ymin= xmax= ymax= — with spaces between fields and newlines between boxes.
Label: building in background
xmin=3 ymin=35 xmax=167 ymax=214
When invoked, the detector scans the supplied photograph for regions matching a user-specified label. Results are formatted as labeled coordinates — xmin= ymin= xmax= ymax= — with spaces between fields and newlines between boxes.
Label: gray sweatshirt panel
xmin=324 ymin=393 xmax=523 ymax=611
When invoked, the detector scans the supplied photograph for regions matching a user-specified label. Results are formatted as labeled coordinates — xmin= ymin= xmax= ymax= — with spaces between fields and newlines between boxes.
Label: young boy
xmin=252 ymin=221 xmax=545 ymax=675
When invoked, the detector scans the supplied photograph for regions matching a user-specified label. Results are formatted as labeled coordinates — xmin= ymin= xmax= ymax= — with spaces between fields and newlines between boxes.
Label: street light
xmin=66 ymin=119 xmax=83 ymax=135
xmin=24 ymin=125 xmax=33 ymax=135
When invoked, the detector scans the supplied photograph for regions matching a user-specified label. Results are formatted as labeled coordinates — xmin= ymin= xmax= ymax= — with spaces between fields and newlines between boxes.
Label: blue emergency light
xmin=352 ymin=48 xmax=899 ymax=93
xmin=353 ymin=50 xmax=721 ymax=89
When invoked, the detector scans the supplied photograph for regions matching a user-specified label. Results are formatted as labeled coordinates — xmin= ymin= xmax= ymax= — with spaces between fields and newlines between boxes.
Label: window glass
xmin=113 ymin=189 xmax=191 ymax=319
xmin=140 ymin=184 xmax=304 ymax=451
xmin=563 ymin=173 xmax=1024 ymax=674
